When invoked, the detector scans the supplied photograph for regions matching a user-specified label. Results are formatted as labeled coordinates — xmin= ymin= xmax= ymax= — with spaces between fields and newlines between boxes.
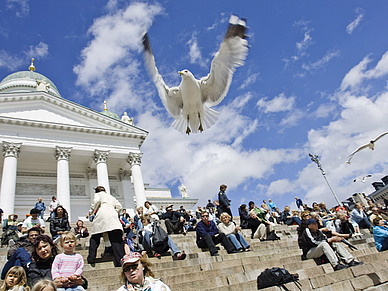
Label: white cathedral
xmin=0 ymin=60 xmax=197 ymax=221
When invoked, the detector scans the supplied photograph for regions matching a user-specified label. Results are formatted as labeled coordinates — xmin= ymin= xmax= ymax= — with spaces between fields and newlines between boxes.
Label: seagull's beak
xmin=178 ymin=71 xmax=183 ymax=76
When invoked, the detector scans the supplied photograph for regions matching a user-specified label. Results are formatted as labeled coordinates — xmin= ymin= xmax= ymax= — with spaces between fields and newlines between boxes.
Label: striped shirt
xmin=51 ymin=253 xmax=84 ymax=279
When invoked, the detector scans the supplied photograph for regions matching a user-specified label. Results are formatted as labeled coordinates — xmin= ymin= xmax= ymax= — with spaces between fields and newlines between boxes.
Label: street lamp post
xmin=309 ymin=153 xmax=342 ymax=206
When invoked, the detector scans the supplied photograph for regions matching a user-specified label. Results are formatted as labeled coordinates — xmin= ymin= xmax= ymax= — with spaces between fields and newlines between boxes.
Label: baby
xmin=51 ymin=232 xmax=85 ymax=291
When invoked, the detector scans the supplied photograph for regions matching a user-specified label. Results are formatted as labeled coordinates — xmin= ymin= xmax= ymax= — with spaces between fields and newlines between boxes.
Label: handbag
xmin=152 ymin=222 xmax=168 ymax=246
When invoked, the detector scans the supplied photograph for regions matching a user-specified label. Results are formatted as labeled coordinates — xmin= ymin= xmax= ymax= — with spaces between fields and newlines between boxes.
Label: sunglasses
xmin=202 ymin=215 xmax=209 ymax=217
xmin=123 ymin=263 xmax=139 ymax=272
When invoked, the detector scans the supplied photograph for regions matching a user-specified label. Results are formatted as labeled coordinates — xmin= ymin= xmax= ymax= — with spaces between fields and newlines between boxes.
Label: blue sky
xmin=2 ymin=1 xmax=388 ymax=213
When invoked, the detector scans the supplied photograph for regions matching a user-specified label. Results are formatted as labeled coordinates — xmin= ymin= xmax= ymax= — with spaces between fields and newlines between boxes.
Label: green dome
xmin=100 ymin=110 xmax=120 ymax=120
xmin=0 ymin=70 xmax=61 ymax=97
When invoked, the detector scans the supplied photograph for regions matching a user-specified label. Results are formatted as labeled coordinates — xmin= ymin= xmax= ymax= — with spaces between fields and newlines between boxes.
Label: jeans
xmin=357 ymin=217 xmax=372 ymax=229
xmin=57 ymin=286 xmax=85 ymax=291
xmin=1 ymin=248 xmax=32 ymax=279
xmin=227 ymin=233 xmax=250 ymax=250
xmin=136 ymin=220 xmax=143 ymax=232
xmin=142 ymin=230 xmax=180 ymax=255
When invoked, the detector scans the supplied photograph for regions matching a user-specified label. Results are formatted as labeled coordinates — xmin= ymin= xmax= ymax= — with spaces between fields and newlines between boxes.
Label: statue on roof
xmin=121 ymin=112 xmax=134 ymax=125
xmin=36 ymin=78 xmax=50 ymax=92
xmin=179 ymin=183 xmax=189 ymax=198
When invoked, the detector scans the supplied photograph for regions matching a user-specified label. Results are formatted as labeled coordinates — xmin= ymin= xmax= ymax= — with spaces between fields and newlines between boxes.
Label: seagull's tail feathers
xmin=171 ymin=107 xmax=219 ymax=134
xmin=171 ymin=116 xmax=187 ymax=134
xmin=201 ymin=106 xmax=219 ymax=131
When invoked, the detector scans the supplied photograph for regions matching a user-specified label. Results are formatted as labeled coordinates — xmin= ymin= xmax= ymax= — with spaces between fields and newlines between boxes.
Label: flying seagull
xmin=142 ymin=15 xmax=249 ymax=134
xmin=353 ymin=174 xmax=372 ymax=183
xmin=346 ymin=131 xmax=388 ymax=164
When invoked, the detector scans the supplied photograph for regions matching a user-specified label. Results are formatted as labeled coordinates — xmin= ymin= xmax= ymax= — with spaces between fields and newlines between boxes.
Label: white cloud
xmin=340 ymin=51 xmax=388 ymax=92
xmin=293 ymin=20 xmax=313 ymax=57
xmin=283 ymin=20 xmax=314 ymax=70
xmin=26 ymin=42 xmax=49 ymax=58
xmin=267 ymin=179 xmax=294 ymax=196
xmin=206 ymin=13 xmax=228 ymax=31
xmin=302 ymin=50 xmax=340 ymax=72
xmin=186 ymin=33 xmax=207 ymax=68
xmin=346 ymin=8 xmax=364 ymax=35
xmin=73 ymin=2 xmax=164 ymax=112
xmin=313 ymin=103 xmax=337 ymax=118
xmin=0 ymin=42 xmax=47 ymax=71
xmin=6 ymin=0 xmax=29 ymax=17
xmin=280 ymin=109 xmax=304 ymax=127
xmin=288 ymin=51 xmax=388 ymax=207
xmin=136 ymin=93 xmax=302 ymax=207
xmin=296 ymin=31 xmax=313 ymax=55
xmin=257 ymin=93 xmax=295 ymax=113
xmin=239 ymin=72 xmax=259 ymax=89
xmin=0 ymin=51 xmax=23 ymax=71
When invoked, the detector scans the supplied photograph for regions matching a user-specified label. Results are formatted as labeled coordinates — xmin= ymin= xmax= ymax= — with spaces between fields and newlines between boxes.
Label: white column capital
xmin=126 ymin=153 xmax=143 ymax=166
xmin=55 ymin=146 xmax=72 ymax=161
xmin=93 ymin=149 xmax=110 ymax=164
xmin=2 ymin=141 xmax=22 ymax=158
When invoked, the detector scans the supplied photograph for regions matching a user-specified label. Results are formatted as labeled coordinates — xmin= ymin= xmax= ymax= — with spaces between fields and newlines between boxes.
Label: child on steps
xmin=51 ymin=232 xmax=85 ymax=291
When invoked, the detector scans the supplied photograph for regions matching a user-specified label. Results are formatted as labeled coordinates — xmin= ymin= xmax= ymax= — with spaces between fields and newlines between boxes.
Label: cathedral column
xmin=55 ymin=146 xmax=72 ymax=221
xmin=126 ymin=153 xmax=146 ymax=207
xmin=0 ymin=141 xmax=22 ymax=217
xmin=119 ymin=168 xmax=135 ymax=212
xmin=93 ymin=150 xmax=110 ymax=195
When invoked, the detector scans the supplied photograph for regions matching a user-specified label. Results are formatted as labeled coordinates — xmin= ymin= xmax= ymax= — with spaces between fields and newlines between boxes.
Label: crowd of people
xmin=2 ymin=184 xmax=388 ymax=290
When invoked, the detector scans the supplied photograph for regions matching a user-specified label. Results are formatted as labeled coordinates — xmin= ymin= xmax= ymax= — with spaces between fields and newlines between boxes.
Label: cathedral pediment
xmin=0 ymin=91 xmax=147 ymax=137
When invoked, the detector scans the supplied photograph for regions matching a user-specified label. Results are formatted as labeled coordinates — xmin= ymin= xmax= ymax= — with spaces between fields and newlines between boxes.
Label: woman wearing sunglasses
xmin=117 ymin=253 xmax=171 ymax=291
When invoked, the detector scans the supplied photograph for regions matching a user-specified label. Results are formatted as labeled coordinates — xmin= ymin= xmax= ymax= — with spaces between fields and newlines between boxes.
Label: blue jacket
xmin=196 ymin=220 xmax=219 ymax=244
xmin=34 ymin=202 xmax=46 ymax=212
xmin=373 ymin=225 xmax=388 ymax=251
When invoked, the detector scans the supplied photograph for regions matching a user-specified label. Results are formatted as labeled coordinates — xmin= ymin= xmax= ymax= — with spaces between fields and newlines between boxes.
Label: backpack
xmin=266 ymin=230 xmax=281 ymax=241
xmin=153 ymin=222 xmax=168 ymax=246
xmin=257 ymin=267 xmax=300 ymax=290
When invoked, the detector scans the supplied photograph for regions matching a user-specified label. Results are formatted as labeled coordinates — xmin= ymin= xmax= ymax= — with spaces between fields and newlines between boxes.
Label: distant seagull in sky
xmin=347 ymin=131 xmax=388 ymax=164
xmin=142 ymin=15 xmax=249 ymax=134
xmin=353 ymin=174 xmax=372 ymax=183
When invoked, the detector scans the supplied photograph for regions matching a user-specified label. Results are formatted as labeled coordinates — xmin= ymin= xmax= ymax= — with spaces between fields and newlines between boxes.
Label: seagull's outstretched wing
xmin=142 ymin=33 xmax=183 ymax=118
xmin=346 ymin=143 xmax=370 ymax=164
xmin=199 ymin=15 xmax=249 ymax=107
xmin=373 ymin=131 xmax=388 ymax=142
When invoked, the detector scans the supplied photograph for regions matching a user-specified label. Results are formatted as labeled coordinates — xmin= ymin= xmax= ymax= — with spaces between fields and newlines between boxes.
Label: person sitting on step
xmin=247 ymin=210 xmax=268 ymax=241
xmin=218 ymin=212 xmax=250 ymax=252
xmin=196 ymin=211 xmax=238 ymax=256
xmin=162 ymin=205 xmax=185 ymax=235
xmin=280 ymin=206 xmax=301 ymax=226
xmin=137 ymin=215 xmax=186 ymax=260
xmin=299 ymin=218 xmax=362 ymax=271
